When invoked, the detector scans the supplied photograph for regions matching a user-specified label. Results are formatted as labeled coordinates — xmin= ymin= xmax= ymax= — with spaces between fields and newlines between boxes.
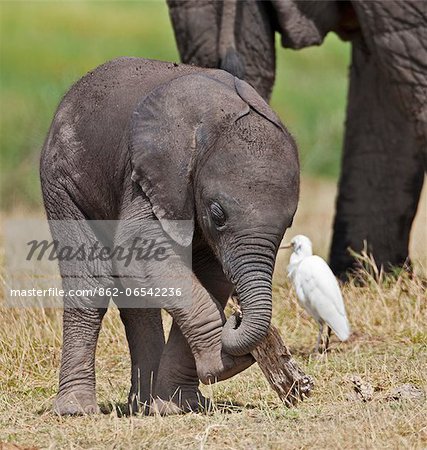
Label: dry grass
xmin=0 ymin=178 xmax=426 ymax=449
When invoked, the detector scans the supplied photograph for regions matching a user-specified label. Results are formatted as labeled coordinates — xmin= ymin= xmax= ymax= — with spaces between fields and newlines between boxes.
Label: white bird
xmin=281 ymin=235 xmax=350 ymax=353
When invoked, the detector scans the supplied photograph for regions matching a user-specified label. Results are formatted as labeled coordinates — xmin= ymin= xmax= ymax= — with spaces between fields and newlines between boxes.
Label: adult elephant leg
xmin=167 ymin=0 xmax=276 ymax=100
xmin=118 ymin=305 xmax=165 ymax=414
xmin=330 ymin=36 xmax=425 ymax=276
xmin=351 ymin=0 xmax=427 ymax=164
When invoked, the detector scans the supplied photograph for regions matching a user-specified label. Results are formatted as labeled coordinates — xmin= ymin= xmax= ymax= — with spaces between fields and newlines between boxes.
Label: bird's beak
xmin=279 ymin=242 xmax=292 ymax=250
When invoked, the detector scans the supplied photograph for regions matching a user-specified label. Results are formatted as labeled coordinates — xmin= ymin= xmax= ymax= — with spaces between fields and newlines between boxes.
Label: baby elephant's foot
xmin=150 ymin=390 xmax=212 ymax=415
xmin=127 ymin=391 xmax=151 ymax=416
xmin=53 ymin=390 xmax=99 ymax=416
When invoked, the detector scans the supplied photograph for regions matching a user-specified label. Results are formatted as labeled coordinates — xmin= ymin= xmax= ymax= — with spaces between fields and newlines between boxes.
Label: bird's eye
xmin=209 ymin=201 xmax=227 ymax=229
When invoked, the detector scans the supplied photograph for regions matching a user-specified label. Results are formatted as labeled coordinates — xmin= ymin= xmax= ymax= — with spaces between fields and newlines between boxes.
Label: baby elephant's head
xmin=130 ymin=71 xmax=299 ymax=356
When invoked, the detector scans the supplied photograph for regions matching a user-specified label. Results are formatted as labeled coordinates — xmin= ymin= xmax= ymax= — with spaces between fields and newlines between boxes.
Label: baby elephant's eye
xmin=209 ymin=201 xmax=227 ymax=229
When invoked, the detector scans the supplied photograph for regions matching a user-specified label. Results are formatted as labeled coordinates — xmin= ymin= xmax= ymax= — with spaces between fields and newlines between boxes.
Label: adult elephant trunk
xmin=221 ymin=236 xmax=275 ymax=356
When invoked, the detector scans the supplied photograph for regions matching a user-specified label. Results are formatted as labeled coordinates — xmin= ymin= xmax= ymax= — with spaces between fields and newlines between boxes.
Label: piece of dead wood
xmin=230 ymin=298 xmax=314 ymax=406
xmin=251 ymin=326 xmax=314 ymax=406
xmin=386 ymin=384 xmax=425 ymax=403
xmin=345 ymin=375 xmax=374 ymax=402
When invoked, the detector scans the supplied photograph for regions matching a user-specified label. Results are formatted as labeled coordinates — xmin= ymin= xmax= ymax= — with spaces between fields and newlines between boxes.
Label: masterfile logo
xmin=3 ymin=219 xmax=193 ymax=309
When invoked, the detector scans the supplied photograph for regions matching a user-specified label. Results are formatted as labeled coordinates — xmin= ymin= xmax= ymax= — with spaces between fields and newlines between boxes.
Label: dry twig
xmin=230 ymin=296 xmax=314 ymax=406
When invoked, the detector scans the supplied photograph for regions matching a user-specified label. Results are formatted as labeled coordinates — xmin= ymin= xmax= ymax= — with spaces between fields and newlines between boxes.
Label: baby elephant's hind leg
xmin=54 ymin=305 xmax=107 ymax=415
xmin=44 ymin=188 xmax=113 ymax=416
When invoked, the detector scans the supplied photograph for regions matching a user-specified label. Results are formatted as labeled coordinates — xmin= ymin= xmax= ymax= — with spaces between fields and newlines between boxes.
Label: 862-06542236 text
xmin=8 ymin=287 xmax=184 ymax=299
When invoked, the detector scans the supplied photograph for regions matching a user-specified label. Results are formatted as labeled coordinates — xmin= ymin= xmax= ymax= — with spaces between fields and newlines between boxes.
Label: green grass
xmin=0 ymin=1 xmax=350 ymax=209
xmin=272 ymin=34 xmax=350 ymax=179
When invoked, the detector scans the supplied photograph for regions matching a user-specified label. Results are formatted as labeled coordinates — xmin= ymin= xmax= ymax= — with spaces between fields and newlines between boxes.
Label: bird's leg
xmin=314 ymin=323 xmax=323 ymax=354
xmin=323 ymin=326 xmax=332 ymax=353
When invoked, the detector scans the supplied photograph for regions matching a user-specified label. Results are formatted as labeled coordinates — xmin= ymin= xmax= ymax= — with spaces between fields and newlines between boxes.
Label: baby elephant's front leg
xmin=152 ymin=321 xmax=206 ymax=415
xmin=152 ymin=274 xmax=254 ymax=414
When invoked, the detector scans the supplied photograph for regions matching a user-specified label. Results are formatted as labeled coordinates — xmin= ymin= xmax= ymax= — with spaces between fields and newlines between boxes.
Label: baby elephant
xmin=40 ymin=57 xmax=299 ymax=415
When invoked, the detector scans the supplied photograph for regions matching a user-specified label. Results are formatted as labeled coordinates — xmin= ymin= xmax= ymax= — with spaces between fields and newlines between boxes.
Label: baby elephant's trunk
xmin=221 ymin=237 xmax=275 ymax=356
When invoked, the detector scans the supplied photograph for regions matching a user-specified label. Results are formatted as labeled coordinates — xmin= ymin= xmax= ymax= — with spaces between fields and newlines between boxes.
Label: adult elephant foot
xmin=53 ymin=390 xmax=99 ymax=416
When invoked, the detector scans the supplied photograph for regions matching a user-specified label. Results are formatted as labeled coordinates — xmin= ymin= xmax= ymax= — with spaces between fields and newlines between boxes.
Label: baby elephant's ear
xmin=130 ymin=73 xmax=248 ymax=246
xmin=130 ymin=82 xmax=195 ymax=247
xmin=234 ymin=77 xmax=285 ymax=133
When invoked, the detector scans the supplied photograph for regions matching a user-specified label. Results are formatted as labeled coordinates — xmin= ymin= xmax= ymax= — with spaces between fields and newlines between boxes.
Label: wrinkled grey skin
xmin=167 ymin=0 xmax=426 ymax=276
xmin=40 ymin=58 xmax=299 ymax=415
